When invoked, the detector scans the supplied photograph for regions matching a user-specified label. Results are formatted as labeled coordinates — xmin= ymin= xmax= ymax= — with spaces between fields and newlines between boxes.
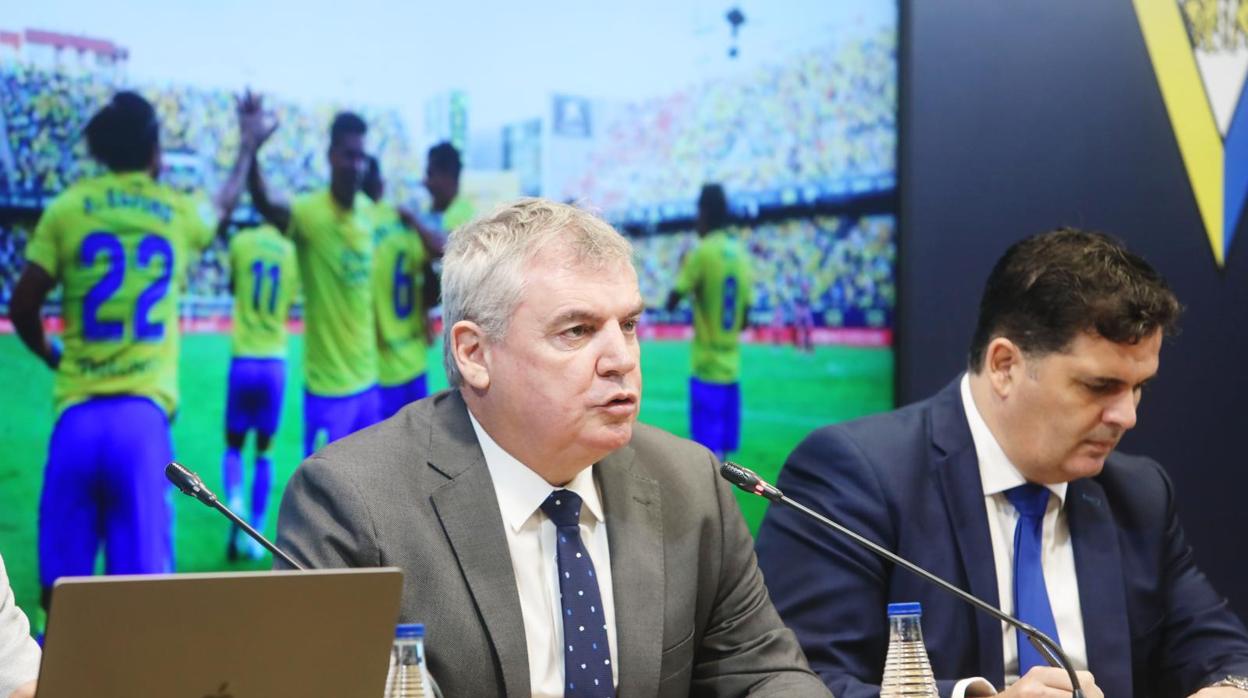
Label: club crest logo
xmin=1134 ymin=0 xmax=1248 ymax=267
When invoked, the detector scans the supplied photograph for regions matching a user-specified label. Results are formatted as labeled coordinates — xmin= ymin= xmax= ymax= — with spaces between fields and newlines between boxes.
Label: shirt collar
xmin=959 ymin=373 xmax=1067 ymax=506
xmin=467 ymin=410 xmax=606 ymax=532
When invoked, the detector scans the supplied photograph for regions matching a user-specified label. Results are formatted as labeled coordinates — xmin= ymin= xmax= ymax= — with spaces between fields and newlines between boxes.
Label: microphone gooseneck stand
xmin=720 ymin=461 xmax=1084 ymax=698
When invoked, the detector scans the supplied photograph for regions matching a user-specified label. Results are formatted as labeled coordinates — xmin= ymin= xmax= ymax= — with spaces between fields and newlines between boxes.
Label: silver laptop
xmin=37 ymin=567 xmax=403 ymax=698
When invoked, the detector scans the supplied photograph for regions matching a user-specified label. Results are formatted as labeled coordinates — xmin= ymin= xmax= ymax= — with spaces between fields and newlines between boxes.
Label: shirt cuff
xmin=952 ymin=677 xmax=997 ymax=697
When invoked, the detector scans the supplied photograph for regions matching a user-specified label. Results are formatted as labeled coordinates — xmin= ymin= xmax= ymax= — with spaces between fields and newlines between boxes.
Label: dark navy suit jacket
xmin=756 ymin=378 xmax=1248 ymax=697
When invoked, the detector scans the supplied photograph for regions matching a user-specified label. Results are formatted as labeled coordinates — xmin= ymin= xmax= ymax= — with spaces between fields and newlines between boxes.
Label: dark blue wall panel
xmin=901 ymin=0 xmax=1248 ymax=613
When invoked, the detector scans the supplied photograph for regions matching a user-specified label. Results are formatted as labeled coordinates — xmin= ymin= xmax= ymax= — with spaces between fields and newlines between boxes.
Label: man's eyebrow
xmin=1084 ymin=374 xmax=1156 ymax=388
xmin=548 ymin=309 xmax=602 ymax=328
xmin=548 ymin=303 xmax=645 ymax=329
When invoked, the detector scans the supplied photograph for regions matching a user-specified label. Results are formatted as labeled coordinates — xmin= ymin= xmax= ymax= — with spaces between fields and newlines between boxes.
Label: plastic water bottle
xmin=384 ymin=623 xmax=432 ymax=698
xmin=880 ymin=602 xmax=938 ymax=697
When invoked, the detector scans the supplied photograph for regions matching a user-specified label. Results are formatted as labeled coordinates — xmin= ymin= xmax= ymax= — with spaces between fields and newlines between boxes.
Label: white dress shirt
xmin=469 ymin=413 xmax=620 ymax=698
xmin=0 ymin=552 xmax=40 ymax=697
xmin=951 ymin=374 xmax=1088 ymax=696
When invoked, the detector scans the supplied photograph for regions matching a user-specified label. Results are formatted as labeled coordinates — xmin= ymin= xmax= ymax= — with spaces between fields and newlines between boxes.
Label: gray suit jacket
xmin=276 ymin=390 xmax=829 ymax=697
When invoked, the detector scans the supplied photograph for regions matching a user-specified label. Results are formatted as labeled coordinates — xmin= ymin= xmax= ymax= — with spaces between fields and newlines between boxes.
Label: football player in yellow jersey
xmin=417 ymin=142 xmax=475 ymax=248
xmin=665 ymin=184 xmax=753 ymax=461
xmin=362 ymin=156 xmax=440 ymax=418
xmin=223 ymin=223 xmax=297 ymax=560
xmin=8 ymin=91 xmax=258 ymax=609
xmin=363 ymin=144 xmax=474 ymax=419
xmin=242 ymin=99 xmax=383 ymax=455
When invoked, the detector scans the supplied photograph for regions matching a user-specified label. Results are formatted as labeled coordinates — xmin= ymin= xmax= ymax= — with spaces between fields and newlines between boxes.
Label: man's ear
xmin=451 ymin=320 xmax=490 ymax=390
xmin=984 ymin=336 xmax=1024 ymax=398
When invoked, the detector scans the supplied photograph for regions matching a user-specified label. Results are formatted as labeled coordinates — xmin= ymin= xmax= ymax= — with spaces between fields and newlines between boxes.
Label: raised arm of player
xmin=396 ymin=205 xmax=446 ymax=258
xmin=209 ymin=92 xmax=271 ymax=241
xmin=10 ymin=264 xmax=59 ymax=369
xmin=239 ymin=92 xmax=290 ymax=233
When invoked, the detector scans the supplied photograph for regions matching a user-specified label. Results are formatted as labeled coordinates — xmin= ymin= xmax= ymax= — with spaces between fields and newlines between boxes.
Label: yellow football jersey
xmin=24 ymin=171 xmax=215 ymax=415
xmin=229 ymin=225 xmax=298 ymax=359
xmin=286 ymin=190 xmax=377 ymax=396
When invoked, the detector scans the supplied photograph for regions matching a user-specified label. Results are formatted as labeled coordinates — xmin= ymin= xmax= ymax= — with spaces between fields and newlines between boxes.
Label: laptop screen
xmin=37 ymin=568 xmax=403 ymax=698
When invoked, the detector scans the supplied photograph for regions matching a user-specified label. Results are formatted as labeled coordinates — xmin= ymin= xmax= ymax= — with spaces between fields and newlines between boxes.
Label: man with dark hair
xmin=665 ymin=183 xmax=752 ymax=461
xmin=329 ymin=112 xmax=367 ymax=151
xmin=417 ymin=141 xmax=474 ymax=250
xmin=9 ymin=90 xmax=255 ymax=605
xmin=243 ymin=99 xmax=382 ymax=454
xmin=756 ymin=228 xmax=1248 ymax=697
xmin=82 ymin=91 xmax=161 ymax=171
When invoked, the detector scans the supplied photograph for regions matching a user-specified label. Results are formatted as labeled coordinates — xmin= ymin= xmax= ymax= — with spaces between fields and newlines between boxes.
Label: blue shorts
xmin=40 ymin=396 xmax=174 ymax=588
xmin=303 ymin=386 xmax=380 ymax=456
xmin=690 ymin=378 xmax=741 ymax=454
xmin=379 ymin=374 xmax=428 ymax=420
xmin=226 ymin=357 xmax=286 ymax=437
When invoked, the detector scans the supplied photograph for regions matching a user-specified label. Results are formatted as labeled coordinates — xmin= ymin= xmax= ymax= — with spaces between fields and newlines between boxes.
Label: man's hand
xmin=237 ymin=90 xmax=278 ymax=152
xmin=999 ymin=667 xmax=1103 ymax=697
xmin=9 ymin=680 xmax=35 ymax=698
xmin=1190 ymin=687 xmax=1248 ymax=697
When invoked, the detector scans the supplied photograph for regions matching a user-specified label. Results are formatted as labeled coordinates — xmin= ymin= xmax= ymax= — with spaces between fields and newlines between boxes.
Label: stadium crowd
xmin=633 ymin=215 xmax=895 ymax=329
xmin=1 ymin=45 xmax=897 ymax=329
xmin=1 ymin=64 xmax=422 ymax=207
xmin=558 ymin=31 xmax=896 ymax=215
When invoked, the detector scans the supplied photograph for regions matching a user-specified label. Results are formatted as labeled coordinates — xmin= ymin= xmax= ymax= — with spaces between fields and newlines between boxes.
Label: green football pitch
xmin=0 ymin=333 xmax=892 ymax=623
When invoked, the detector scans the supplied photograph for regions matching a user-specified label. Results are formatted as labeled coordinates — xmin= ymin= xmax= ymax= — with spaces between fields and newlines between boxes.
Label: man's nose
xmin=597 ymin=323 xmax=638 ymax=376
xmin=1103 ymin=389 xmax=1138 ymax=431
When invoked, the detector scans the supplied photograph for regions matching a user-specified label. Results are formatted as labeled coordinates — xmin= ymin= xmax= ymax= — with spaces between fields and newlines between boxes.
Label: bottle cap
xmin=887 ymin=602 xmax=922 ymax=617
xmin=395 ymin=623 xmax=426 ymax=638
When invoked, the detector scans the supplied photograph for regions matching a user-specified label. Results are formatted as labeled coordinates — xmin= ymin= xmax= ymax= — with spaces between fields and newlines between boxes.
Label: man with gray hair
xmin=275 ymin=198 xmax=829 ymax=697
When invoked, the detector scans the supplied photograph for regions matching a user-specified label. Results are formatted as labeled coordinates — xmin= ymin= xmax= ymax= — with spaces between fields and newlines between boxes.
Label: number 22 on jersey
xmin=78 ymin=231 xmax=174 ymax=342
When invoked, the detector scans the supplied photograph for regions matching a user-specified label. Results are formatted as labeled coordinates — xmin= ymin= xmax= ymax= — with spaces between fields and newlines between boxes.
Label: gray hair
xmin=441 ymin=197 xmax=634 ymax=386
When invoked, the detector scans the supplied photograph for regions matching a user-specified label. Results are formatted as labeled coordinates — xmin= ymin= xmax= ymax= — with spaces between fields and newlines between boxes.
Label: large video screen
xmin=0 ymin=0 xmax=897 ymax=625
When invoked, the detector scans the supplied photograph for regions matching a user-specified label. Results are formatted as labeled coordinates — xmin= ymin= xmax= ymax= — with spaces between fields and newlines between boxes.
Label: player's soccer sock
xmin=246 ymin=453 xmax=274 ymax=559
xmin=251 ymin=453 xmax=273 ymax=532
xmin=223 ymin=447 xmax=243 ymax=559
xmin=223 ymin=447 xmax=243 ymax=510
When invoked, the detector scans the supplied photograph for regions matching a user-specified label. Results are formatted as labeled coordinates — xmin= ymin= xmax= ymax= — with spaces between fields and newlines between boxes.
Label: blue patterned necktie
xmin=541 ymin=490 xmax=615 ymax=697
xmin=1005 ymin=483 xmax=1062 ymax=676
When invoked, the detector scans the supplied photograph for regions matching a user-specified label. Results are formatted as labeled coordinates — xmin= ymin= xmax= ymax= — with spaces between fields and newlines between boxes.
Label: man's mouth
xmin=599 ymin=393 xmax=639 ymax=410
xmin=1083 ymin=439 xmax=1116 ymax=452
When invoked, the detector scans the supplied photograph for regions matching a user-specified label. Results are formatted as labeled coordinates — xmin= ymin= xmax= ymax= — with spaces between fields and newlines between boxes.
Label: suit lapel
xmin=930 ymin=379 xmax=1006 ymax=686
xmin=598 ymin=443 xmax=664 ymax=697
xmin=1067 ymin=477 xmax=1132 ymax=697
xmin=426 ymin=392 xmax=530 ymax=697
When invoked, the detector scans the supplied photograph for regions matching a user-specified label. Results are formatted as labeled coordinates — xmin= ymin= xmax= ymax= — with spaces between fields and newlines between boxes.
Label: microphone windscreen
xmin=720 ymin=461 xmax=758 ymax=490
xmin=165 ymin=461 xmax=215 ymax=505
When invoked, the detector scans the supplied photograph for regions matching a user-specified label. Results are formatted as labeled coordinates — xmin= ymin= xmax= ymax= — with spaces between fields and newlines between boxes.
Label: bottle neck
xmin=888 ymin=614 xmax=925 ymax=643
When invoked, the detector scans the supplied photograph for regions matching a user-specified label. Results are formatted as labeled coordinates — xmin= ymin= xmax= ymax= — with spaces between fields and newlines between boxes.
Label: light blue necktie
xmin=1005 ymin=483 xmax=1062 ymax=676
xmin=542 ymin=490 xmax=614 ymax=698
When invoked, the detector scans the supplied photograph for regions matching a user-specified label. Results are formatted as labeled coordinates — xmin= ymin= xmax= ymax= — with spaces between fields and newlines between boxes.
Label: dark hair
xmin=329 ymin=111 xmax=367 ymax=150
xmin=427 ymin=141 xmax=462 ymax=178
xmin=84 ymin=91 xmax=159 ymax=172
xmin=968 ymin=227 xmax=1181 ymax=371
xmin=362 ymin=154 xmax=382 ymax=199
xmin=698 ymin=183 xmax=730 ymax=230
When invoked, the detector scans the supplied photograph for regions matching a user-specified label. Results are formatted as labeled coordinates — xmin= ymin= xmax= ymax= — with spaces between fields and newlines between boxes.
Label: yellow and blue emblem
xmin=1134 ymin=0 xmax=1248 ymax=267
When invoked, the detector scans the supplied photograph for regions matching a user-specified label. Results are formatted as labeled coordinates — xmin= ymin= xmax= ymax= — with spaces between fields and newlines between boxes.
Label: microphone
xmin=722 ymin=461 xmax=1085 ymax=698
xmin=165 ymin=461 xmax=305 ymax=571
